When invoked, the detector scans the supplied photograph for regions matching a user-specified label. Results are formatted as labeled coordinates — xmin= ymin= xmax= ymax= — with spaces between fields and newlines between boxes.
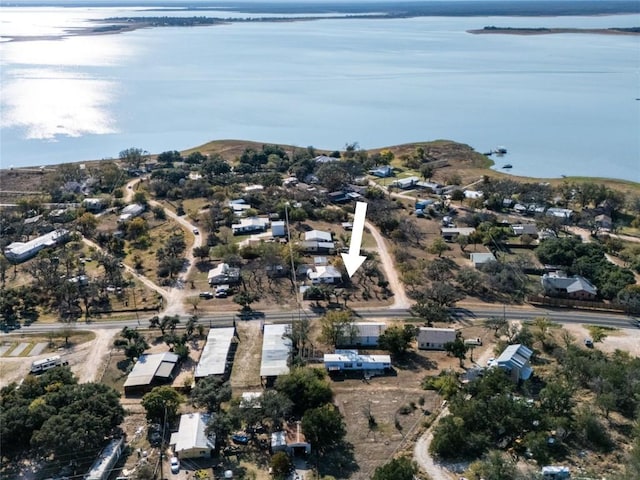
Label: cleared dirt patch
xmin=230 ymin=322 xmax=263 ymax=392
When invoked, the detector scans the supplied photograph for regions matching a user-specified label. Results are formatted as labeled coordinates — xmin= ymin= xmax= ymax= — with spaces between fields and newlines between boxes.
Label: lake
xmin=1 ymin=6 xmax=639 ymax=180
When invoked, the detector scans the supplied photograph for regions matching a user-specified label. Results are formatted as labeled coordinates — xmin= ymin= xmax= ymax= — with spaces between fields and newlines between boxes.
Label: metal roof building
xmin=496 ymin=344 xmax=534 ymax=382
xmin=85 ymin=437 xmax=124 ymax=480
xmin=170 ymin=412 xmax=215 ymax=459
xmin=195 ymin=327 xmax=236 ymax=379
xmin=260 ymin=324 xmax=292 ymax=379
xmin=123 ymin=352 xmax=179 ymax=395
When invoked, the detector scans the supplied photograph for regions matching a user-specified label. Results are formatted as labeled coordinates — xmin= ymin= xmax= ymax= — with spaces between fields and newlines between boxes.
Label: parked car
xmin=192 ymin=228 xmax=199 ymax=235
xmin=231 ymin=433 xmax=249 ymax=445
xmin=199 ymin=291 xmax=214 ymax=299
xmin=170 ymin=456 xmax=180 ymax=474
xmin=584 ymin=338 xmax=594 ymax=348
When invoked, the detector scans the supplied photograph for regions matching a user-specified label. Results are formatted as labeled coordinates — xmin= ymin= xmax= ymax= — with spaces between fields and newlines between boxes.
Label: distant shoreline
xmin=468 ymin=26 xmax=640 ymax=35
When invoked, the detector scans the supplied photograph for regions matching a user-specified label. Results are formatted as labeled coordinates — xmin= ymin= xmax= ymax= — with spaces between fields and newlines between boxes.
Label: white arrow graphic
xmin=341 ymin=201 xmax=368 ymax=278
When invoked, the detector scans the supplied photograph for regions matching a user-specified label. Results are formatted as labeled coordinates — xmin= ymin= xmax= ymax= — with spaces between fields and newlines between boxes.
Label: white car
xmin=170 ymin=456 xmax=180 ymax=474
xmin=192 ymin=228 xmax=199 ymax=235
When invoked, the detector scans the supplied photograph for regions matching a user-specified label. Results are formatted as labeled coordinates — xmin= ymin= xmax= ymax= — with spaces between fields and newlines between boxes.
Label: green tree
xmin=372 ymin=457 xmax=418 ymax=480
xmin=466 ymin=450 xmax=519 ymax=480
xmin=119 ymin=147 xmax=146 ymax=169
xmin=587 ymin=325 xmax=610 ymax=344
xmin=483 ymin=316 xmax=508 ymax=337
xmin=113 ymin=326 xmax=148 ymax=362
xmin=378 ymin=325 xmax=415 ymax=356
xmin=141 ymin=386 xmax=184 ymax=423
xmin=275 ymin=367 xmax=333 ymax=417
xmin=191 ymin=377 xmax=231 ymax=413
xmin=270 ymin=451 xmax=293 ymax=480
xmin=233 ymin=291 xmax=260 ymax=312
xmin=76 ymin=212 xmax=98 ymax=237
xmin=301 ymin=404 xmax=346 ymax=454
xmin=319 ymin=310 xmax=354 ymax=347
xmin=444 ymin=334 xmax=469 ymax=367
xmin=428 ymin=237 xmax=450 ymax=257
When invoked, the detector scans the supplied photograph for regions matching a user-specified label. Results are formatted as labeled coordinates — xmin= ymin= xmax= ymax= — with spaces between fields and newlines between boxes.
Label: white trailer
xmin=30 ymin=355 xmax=68 ymax=374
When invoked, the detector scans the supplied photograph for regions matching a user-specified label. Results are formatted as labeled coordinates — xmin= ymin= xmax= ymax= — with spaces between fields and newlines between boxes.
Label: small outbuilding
xmin=470 ymin=252 xmax=497 ymax=268
xmin=271 ymin=422 xmax=311 ymax=455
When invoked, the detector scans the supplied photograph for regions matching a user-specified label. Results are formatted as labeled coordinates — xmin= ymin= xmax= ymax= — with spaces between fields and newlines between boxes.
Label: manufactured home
xmin=324 ymin=350 xmax=391 ymax=373
xmin=30 ymin=355 xmax=69 ymax=374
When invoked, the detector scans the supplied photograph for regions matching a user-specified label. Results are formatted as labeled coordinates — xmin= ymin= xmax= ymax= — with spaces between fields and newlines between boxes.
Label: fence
xmin=527 ymin=295 xmax=626 ymax=313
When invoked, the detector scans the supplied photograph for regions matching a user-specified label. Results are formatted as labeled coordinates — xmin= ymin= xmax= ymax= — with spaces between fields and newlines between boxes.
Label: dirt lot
xmin=559 ymin=323 xmax=640 ymax=356
xmin=0 ymin=329 xmax=115 ymax=388
xmin=230 ymin=322 xmax=263 ymax=392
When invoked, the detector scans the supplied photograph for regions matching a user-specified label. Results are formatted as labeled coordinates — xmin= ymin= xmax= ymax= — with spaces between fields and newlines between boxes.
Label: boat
xmin=502 ymin=164 xmax=513 ymax=169
xmin=495 ymin=146 xmax=508 ymax=155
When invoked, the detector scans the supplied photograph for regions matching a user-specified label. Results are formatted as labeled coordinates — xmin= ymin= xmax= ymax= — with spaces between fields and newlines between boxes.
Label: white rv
xmin=30 ymin=356 xmax=68 ymax=374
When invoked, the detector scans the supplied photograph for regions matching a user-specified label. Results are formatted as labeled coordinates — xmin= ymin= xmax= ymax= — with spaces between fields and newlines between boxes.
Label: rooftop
xmin=260 ymin=324 xmax=292 ymax=377
xmin=170 ymin=412 xmax=215 ymax=454
xmin=195 ymin=327 xmax=236 ymax=378
xmin=123 ymin=352 xmax=179 ymax=388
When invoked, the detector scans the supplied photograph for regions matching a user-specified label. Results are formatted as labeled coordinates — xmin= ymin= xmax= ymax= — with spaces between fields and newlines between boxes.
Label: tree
xmin=319 ymin=310 xmax=354 ymax=347
xmin=444 ymin=334 xmax=469 ymax=367
xmin=114 ymin=326 xmax=148 ymax=362
xmin=141 ymin=386 xmax=184 ymax=423
xmin=233 ymin=291 xmax=260 ymax=312
xmin=270 ymin=451 xmax=293 ymax=480
xmin=275 ymin=367 xmax=333 ymax=417
xmin=378 ymin=325 xmax=415 ymax=356
xmin=483 ymin=317 xmax=508 ymax=337
xmin=420 ymin=164 xmax=434 ymax=181
xmin=465 ymin=450 xmax=519 ymax=480
xmin=532 ymin=316 xmax=554 ymax=350
xmin=451 ymin=189 xmax=465 ymax=203
xmin=119 ymin=147 xmax=146 ymax=169
xmin=191 ymin=377 xmax=231 ymax=413
xmin=302 ymin=404 xmax=346 ymax=454
xmin=260 ymin=390 xmax=293 ymax=429
xmin=372 ymin=457 xmax=418 ymax=480
xmin=428 ymin=237 xmax=450 ymax=257
xmin=587 ymin=325 xmax=610 ymax=344
xmin=193 ymin=245 xmax=211 ymax=260
xmin=76 ymin=212 xmax=98 ymax=237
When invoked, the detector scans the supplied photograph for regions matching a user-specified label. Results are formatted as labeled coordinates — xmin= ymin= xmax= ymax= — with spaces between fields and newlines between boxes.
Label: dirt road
xmin=414 ymin=405 xmax=456 ymax=480
xmin=365 ymin=221 xmax=411 ymax=309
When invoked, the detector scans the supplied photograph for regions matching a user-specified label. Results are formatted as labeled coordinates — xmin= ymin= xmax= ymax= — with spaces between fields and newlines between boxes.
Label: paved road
xmin=4 ymin=304 xmax=635 ymax=335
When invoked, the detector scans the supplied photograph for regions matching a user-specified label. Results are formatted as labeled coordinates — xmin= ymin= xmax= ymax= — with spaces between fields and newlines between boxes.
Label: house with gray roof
xmin=541 ymin=271 xmax=597 ymax=300
xmin=495 ymin=344 xmax=533 ymax=382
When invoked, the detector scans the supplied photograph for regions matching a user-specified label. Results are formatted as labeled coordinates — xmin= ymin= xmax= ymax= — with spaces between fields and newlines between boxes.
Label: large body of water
xmin=1 ymin=5 xmax=639 ymax=180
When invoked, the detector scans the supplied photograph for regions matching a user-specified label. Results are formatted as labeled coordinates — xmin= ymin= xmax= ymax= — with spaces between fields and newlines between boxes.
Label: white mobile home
xmin=417 ymin=328 xmax=457 ymax=350
xmin=4 ymin=229 xmax=70 ymax=263
xmin=336 ymin=322 xmax=387 ymax=347
xmin=85 ymin=437 xmax=124 ymax=480
xmin=118 ymin=203 xmax=145 ymax=223
xmin=30 ymin=355 xmax=69 ymax=374
xmin=324 ymin=350 xmax=391 ymax=372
